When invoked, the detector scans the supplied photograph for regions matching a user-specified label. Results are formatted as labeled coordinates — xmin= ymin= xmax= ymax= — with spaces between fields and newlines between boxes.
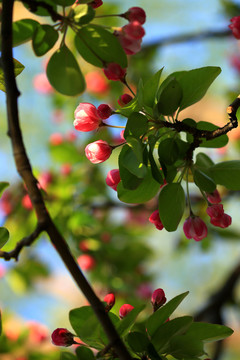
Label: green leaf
xmin=72 ymin=4 xmax=95 ymax=25
xmin=148 ymin=150 xmax=164 ymax=184
xmin=49 ymin=142 xmax=80 ymax=164
xmin=75 ymin=25 xmax=127 ymax=68
xmin=47 ymin=45 xmax=85 ymax=96
xmin=147 ymin=292 xmax=189 ymax=337
xmin=186 ymin=322 xmax=234 ymax=342
xmin=12 ymin=19 xmax=39 ymax=47
xmin=158 ymin=183 xmax=185 ymax=231
xmin=193 ymin=168 xmax=216 ymax=193
xmin=60 ymin=352 xmax=77 ymax=360
xmin=32 ymin=24 xmax=58 ymax=57
xmin=143 ymin=68 xmax=163 ymax=108
xmin=209 ymin=161 xmax=240 ymax=190
xmin=168 ymin=334 xmax=204 ymax=359
xmin=117 ymin=168 xmax=160 ymax=204
xmin=195 ymin=152 xmax=214 ymax=168
xmin=158 ymin=138 xmax=179 ymax=166
xmin=23 ymin=0 xmax=57 ymax=16
xmin=69 ymin=306 xmax=104 ymax=349
xmin=172 ymin=66 xmax=221 ymax=111
xmin=187 ymin=121 xmax=229 ymax=148
xmin=115 ymin=97 xmax=141 ymax=118
xmin=117 ymin=305 xmax=145 ymax=337
xmin=121 ymin=144 xmax=147 ymax=179
xmin=157 ymin=78 xmax=182 ymax=115
xmin=54 ymin=0 xmax=75 ymax=5
xmin=0 ymin=58 xmax=25 ymax=92
xmin=151 ymin=316 xmax=193 ymax=352
xmin=0 ymin=182 xmax=9 ymax=197
xmin=119 ymin=145 xmax=143 ymax=190
xmin=76 ymin=346 xmax=95 ymax=360
xmin=0 ymin=227 xmax=9 ymax=249
xmin=127 ymin=331 xmax=150 ymax=353
xmin=124 ymin=112 xmax=148 ymax=138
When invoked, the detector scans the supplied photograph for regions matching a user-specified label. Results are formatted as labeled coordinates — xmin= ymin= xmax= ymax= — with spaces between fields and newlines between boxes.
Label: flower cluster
xmin=229 ymin=16 xmax=240 ymax=39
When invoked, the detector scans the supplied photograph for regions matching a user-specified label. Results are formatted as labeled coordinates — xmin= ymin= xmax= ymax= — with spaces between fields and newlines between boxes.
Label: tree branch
xmin=1 ymin=1 xmax=132 ymax=359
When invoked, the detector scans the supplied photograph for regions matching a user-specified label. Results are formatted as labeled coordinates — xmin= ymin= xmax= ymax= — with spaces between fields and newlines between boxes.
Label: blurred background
xmin=1 ymin=0 xmax=240 ymax=359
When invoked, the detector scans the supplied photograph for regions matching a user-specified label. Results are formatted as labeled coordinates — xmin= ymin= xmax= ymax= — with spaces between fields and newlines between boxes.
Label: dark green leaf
xmin=193 ymin=168 xmax=216 ymax=193
xmin=209 ymin=160 xmax=240 ymax=190
xmin=121 ymin=144 xmax=147 ymax=179
xmin=47 ymin=45 xmax=85 ymax=96
xmin=127 ymin=331 xmax=150 ymax=353
xmin=124 ymin=112 xmax=148 ymax=138
xmin=0 ymin=58 xmax=25 ymax=92
xmin=32 ymin=24 xmax=58 ymax=57
xmin=0 ymin=182 xmax=9 ymax=197
xmin=0 ymin=227 xmax=9 ymax=249
xmin=60 ymin=352 xmax=77 ymax=360
xmin=151 ymin=316 xmax=193 ymax=352
xmin=172 ymin=66 xmax=221 ymax=111
xmin=23 ymin=0 xmax=57 ymax=16
xmin=72 ymin=4 xmax=95 ymax=25
xmin=76 ymin=346 xmax=95 ymax=360
xmin=12 ymin=19 xmax=39 ymax=47
xmin=158 ymin=138 xmax=179 ymax=166
xmin=119 ymin=146 xmax=143 ymax=190
xmin=186 ymin=322 xmax=234 ymax=342
xmin=143 ymin=68 xmax=163 ymax=108
xmin=159 ymin=183 xmax=185 ymax=231
xmin=157 ymin=78 xmax=182 ymax=115
xmin=117 ymin=305 xmax=145 ymax=337
xmin=148 ymin=150 xmax=164 ymax=184
xmin=75 ymin=25 xmax=127 ymax=68
xmin=195 ymin=152 xmax=214 ymax=168
xmin=147 ymin=292 xmax=189 ymax=337
xmin=168 ymin=334 xmax=204 ymax=359
xmin=118 ymin=168 xmax=160 ymax=204
xmin=54 ymin=0 xmax=75 ymax=5
xmin=115 ymin=97 xmax=141 ymax=118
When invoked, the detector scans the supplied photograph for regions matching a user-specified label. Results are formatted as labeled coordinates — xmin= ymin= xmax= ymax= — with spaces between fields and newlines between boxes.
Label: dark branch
xmin=1 ymin=1 xmax=132 ymax=359
xmin=0 ymin=223 xmax=44 ymax=261
xmin=21 ymin=0 xmax=65 ymax=22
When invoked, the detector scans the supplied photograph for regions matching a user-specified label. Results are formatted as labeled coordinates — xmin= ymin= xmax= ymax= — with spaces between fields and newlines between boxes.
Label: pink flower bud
xmin=51 ymin=328 xmax=75 ymax=347
xmin=229 ymin=16 xmax=240 ymax=39
xmin=77 ymin=254 xmax=96 ymax=271
xmin=106 ymin=169 xmax=121 ymax=191
xmin=118 ymin=34 xmax=142 ymax=55
xmin=118 ymin=94 xmax=133 ymax=107
xmin=206 ymin=189 xmax=221 ymax=204
xmin=123 ymin=21 xmax=145 ymax=40
xmin=149 ymin=210 xmax=164 ymax=230
xmin=85 ymin=140 xmax=112 ymax=164
xmin=124 ymin=7 xmax=146 ymax=25
xmin=104 ymin=293 xmax=115 ymax=311
xmin=97 ymin=104 xmax=113 ymax=119
xmin=210 ymin=213 xmax=232 ymax=228
xmin=49 ymin=133 xmax=64 ymax=146
xmin=206 ymin=204 xmax=224 ymax=219
xmin=183 ymin=216 xmax=208 ymax=241
xmin=151 ymin=288 xmax=166 ymax=311
xmin=74 ymin=103 xmax=102 ymax=132
xmin=103 ymin=63 xmax=126 ymax=81
xmin=86 ymin=71 xmax=110 ymax=95
xmin=22 ymin=194 xmax=33 ymax=210
xmin=89 ymin=0 xmax=103 ymax=9
xmin=119 ymin=304 xmax=134 ymax=319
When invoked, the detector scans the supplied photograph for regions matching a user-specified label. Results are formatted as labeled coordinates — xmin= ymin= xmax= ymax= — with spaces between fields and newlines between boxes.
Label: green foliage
xmin=187 ymin=121 xmax=229 ymax=148
xmin=76 ymin=346 xmax=95 ymax=360
xmin=0 ymin=58 xmax=25 ymax=92
xmin=60 ymin=353 xmax=76 ymax=360
xmin=143 ymin=68 xmax=163 ymax=108
xmin=0 ymin=182 xmax=9 ymax=197
xmin=12 ymin=19 xmax=39 ymax=47
xmin=47 ymin=45 xmax=85 ymax=95
xmin=32 ymin=24 xmax=59 ymax=56
xmin=0 ymin=227 xmax=9 ymax=249
xmin=157 ymin=77 xmax=183 ymax=116
xmin=209 ymin=160 xmax=240 ymax=190
xmin=72 ymin=4 xmax=95 ymax=25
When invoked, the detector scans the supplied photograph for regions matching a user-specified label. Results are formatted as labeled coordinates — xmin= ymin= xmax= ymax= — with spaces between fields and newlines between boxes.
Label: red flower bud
xmin=86 ymin=70 xmax=110 ymax=95
xmin=149 ymin=210 xmax=164 ymax=230
xmin=49 ymin=133 xmax=64 ymax=146
xmin=89 ymin=0 xmax=103 ymax=9
xmin=206 ymin=204 xmax=224 ymax=219
xmin=119 ymin=304 xmax=134 ymax=319
xmin=151 ymin=288 xmax=166 ymax=311
xmin=183 ymin=216 xmax=208 ymax=241
xmin=77 ymin=254 xmax=96 ymax=271
xmin=210 ymin=213 xmax=232 ymax=228
xmin=85 ymin=140 xmax=112 ymax=164
xmin=106 ymin=169 xmax=121 ymax=191
xmin=103 ymin=63 xmax=126 ymax=81
xmin=206 ymin=189 xmax=221 ymax=204
xmin=118 ymin=33 xmax=142 ymax=55
xmin=104 ymin=293 xmax=115 ymax=311
xmin=123 ymin=21 xmax=145 ymax=40
xmin=51 ymin=328 xmax=75 ymax=347
xmin=124 ymin=7 xmax=146 ymax=25
xmin=74 ymin=103 xmax=102 ymax=132
xmin=229 ymin=16 xmax=240 ymax=39
xmin=118 ymin=94 xmax=133 ymax=107
xmin=97 ymin=104 xmax=113 ymax=119
xmin=22 ymin=194 xmax=33 ymax=210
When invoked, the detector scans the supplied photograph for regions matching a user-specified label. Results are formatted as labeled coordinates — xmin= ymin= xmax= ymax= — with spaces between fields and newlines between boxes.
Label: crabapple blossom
xmin=206 ymin=204 xmax=224 ymax=219
xmin=118 ymin=94 xmax=133 ymax=107
xmin=86 ymin=71 xmax=110 ymax=95
xmin=119 ymin=304 xmax=134 ymax=319
xmin=122 ymin=21 xmax=145 ymax=40
xmin=97 ymin=104 xmax=113 ymax=119
xmin=118 ymin=34 xmax=142 ymax=55
xmin=106 ymin=169 xmax=121 ymax=191
xmin=229 ymin=16 xmax=240 ymax=39
xmin=124 ymin=7 xmax=146 ymax=24
xmin=85 ymin=140 xmax=112 ymax=164
xmin=104 ymin=293 xmax=115 ymax=311
xmin=51 ymin=328 xmax=75 ymax=347
xmin=103 ymin=63 xmax=126 ymax=81
xmin=49 ymin=133 xmax=64 ymax=146
xmin=151 ymin=288 xmax=166 ymax=311
xmin=74 ymin=103 xmax=102 ymax=132
xmin=183 ymin=216 xmax=208 ymax=241
xmin=89 ymin=0 xmax=103 ymax=9
xmin=149 ymin=210 xmax=164 ymax=230
xmin=206 ymin=189 xmax=221 ymax=204
xmin=22 ymin=194 xmax=33 ymax=210
xmin=77 ymin=254 xmax=96 ymax=271
xmin=210 ymin=213 xmax=232 ymax=228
